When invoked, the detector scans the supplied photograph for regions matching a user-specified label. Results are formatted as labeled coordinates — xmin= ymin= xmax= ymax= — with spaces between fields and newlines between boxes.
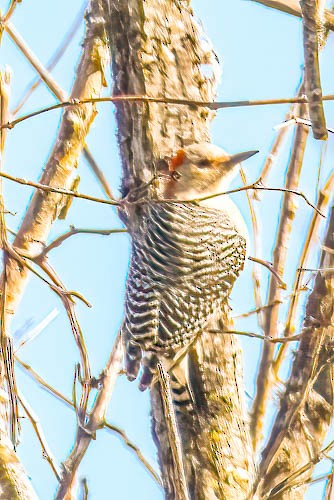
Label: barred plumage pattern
xmin=122 ymin=201 xmax=246 ymax=389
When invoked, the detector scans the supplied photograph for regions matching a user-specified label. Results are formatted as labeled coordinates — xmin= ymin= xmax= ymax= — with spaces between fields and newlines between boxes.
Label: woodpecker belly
xmin=122 ymin=201 xmax=246 ymax=390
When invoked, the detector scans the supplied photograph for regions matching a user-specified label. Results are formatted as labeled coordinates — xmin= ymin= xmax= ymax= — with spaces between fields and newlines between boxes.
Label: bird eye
xmin=197 ymin=159 xmax=211 ymax=168
xmin=171 ymin=171 xmax=182 ymax=181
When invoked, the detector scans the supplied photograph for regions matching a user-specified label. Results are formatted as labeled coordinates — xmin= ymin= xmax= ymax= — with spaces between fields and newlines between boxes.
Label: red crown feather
xmin=169 ymin=149 xmax=186 ymax=171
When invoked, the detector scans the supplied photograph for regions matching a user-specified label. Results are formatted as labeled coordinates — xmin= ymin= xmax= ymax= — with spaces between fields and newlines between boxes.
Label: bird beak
xmin=227 ymin=150 xmax=259 ymax=167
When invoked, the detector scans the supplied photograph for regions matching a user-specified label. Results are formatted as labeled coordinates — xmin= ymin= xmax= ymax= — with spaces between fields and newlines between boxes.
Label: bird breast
xmin=199 ymin=194 xmax=249 ymax=249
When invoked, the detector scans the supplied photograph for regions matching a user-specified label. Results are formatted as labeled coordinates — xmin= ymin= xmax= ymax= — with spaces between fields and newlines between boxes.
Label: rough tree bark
xmin=108 ymin=1 xmax=254 ymax=498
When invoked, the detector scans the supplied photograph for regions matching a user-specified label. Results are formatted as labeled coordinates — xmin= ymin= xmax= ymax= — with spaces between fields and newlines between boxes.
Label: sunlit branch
xmin=15 ymin=357 xmax=161 ymax=486
xmin=3 ymin=15 xmax=113 ymax=203
xmin=176 ymin=178 xmax=324 ymax=217
xmin=4 ymin=93 xmax=334 ymax=131
xmin=18 ymin=391 xmax=61 ymax=481
xmin=250 ymin=111 xmax=309 ymax=449
xmin=208 ymin=329 xmax=301 ymax=343
xmin=1 ymin=0 xmax=21 ymax=23
xmin=250 ymin=0 xmax=334 ymax=31
xmin=13 ymin=2 xmax=87 ymax=115
xmin=0 ymin=170 xmax=119 ymax=206
xmin=248 ymin=256 xmax=286 ymax=289
xmin=55 ymin=335 xmax=123 ymax=499
xmin=273 ymin=172 xmax=334 ymax=377
xmin=240 ymin=168 xmax=264 ymax=328
xmin=300 ymin=0 xmax=327 ymax=139
xmin=0 ymin=70 xmax=20 ymax=446
xmin=40 ymin=226 xmax=127 ymax=257
xmin=265 ymin=439 xmax=334 ymax=498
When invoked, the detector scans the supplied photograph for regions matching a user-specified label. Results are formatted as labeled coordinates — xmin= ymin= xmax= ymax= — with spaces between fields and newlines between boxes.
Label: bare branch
xmin=2 ymin=0 xmax=111 ymax=339
xmin=300 ymin=0 xmax=327 ymax=139
xmin=18 ymin=391 xmax=61 ymax=481
xmin=250 ymin=0 xmax=334 ymax=31
xmin=3 ymin=92 xmax=334 ymax=131
xmin=1 ymin=0 xmax=21 ymax=24
xmin=15 ymin=357 xmax=161 ymax=486
xmin=2 ymin=10 xmax=112 ymax=204
xmin=13 ymin=2 xmax=87 ymax=115
xmin=250 ymin=110 xmax=309 ymax=449
xmin=82 ymin=147 xmax=114 ymax=200
xmin=55 ymin=334 xmax=123 ymax=499
xmin=240 ymin=168 xmax=264 ymax=328
xmin=178 ymin=177 xmax=324 ymax=216
xmin=0 ymin=171 xmax=118 ymax=206
xmin=40 ymin=226 xmax=127 ymax=257
xmin=208 ymin=328 xmax=302 ymax=344
xmin=248 ymin=256 xmax=287 ymax=289
xmin=0 ymin=65 xmax=38 ymax=500
xmin=5 ymin=22 xmax=66 ymax=101
xmin=1 ymin=69 xmax=21 ymax=446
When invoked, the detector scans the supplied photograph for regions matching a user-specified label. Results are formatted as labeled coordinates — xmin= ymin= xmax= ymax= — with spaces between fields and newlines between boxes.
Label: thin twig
xmin=157 ymin=363 xmax=190 ymax=500
xmin=208 ymin=329 xmax=302 ymax=343
xmin=12 ymin=2 xmax=87 ymax=115
xmin=4 ymin=93 xmax=334 ymax=131
xmin=5 ymin=22 xmax=66 ymax=101
xmin=257 ymin=209 xmax=334 ymax=496
xmin=7 ymin=243 xmax=90 ymax=307
xmin=240 ymin=168 xmax=264 ymax=328
xmin=233 ymin=289 xmax=307 ymax=319
xmin=1 ymin=0 xmax=20 ymax=23
xmin=15 ymin=356 xmax=161 ymax=485
xmin=36 ymin=259 xmax=91 ymax=422
xmin=3 ymin=241 xmax=92 ymax=421
xmin=3 ymin=16 xmax=113 ymax=203
xmin=293 ymin=116 xmax=334 ymax=133
xmin=182 ymin=178 xmax=324 ymax=216
xmin=18 ymin=391 xmax=61 ymax=481
xmin=248 ymin=256 xmax=287 ymax=289
xmin=233 ymin=300 xmax=283 ymax=319
xmin=40 ymin=226 xmax=127 ymax=257
xmin=325 ymin=463 xmax=334 ymax=499
xmin=80 ymin=478 xmax=89 ymax=500
xmin=82 ymin=147 xmax=114 ymax=200
xmin=297 ymin=266 xmax=334 ymax=272
xmin=0 ymin=69 xmax=20 ymax=446
xmin=0 ymin=170 xmax=119 ymax=205
xmin=0 ymin=169 xmax=324 ymax=217
xmin=55 ymin=334 xmax=123 ymax=499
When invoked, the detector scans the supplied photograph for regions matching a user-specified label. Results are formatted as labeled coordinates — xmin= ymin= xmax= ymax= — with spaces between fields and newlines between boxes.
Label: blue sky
xmin=0 ymin=0 xmax=333 ymax=498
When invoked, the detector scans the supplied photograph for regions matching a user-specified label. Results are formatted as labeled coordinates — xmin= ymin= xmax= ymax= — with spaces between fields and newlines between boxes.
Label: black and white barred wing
xmin=122 ymin=202 xmax=246 ymax=389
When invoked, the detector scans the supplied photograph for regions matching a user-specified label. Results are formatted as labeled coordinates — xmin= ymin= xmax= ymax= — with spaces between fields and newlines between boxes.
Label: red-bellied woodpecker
xmin=121 ymin=143 xmax=258 ymax=391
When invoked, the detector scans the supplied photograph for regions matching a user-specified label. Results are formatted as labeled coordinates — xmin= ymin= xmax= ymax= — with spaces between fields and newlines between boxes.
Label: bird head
xmin=160 ymin=143 xmax=258 ymax=201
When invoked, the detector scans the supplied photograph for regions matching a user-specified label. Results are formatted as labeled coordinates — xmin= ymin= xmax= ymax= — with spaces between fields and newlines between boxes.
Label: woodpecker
xmin=121 ymin=143 xmax=258 ymax=391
